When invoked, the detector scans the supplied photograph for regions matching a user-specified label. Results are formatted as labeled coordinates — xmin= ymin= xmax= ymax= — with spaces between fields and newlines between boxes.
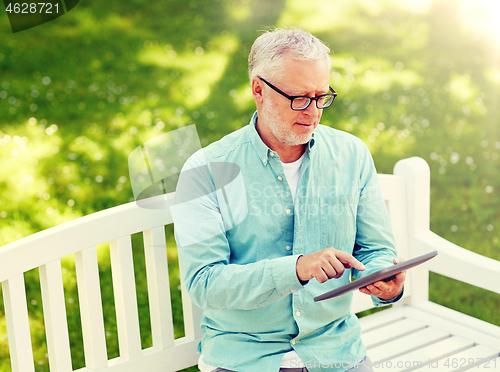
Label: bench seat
xmin=360 ymin=302 xmax=500 ymax=371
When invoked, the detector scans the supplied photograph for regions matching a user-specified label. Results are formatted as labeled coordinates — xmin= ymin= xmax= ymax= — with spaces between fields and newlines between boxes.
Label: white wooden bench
xmin=1 ymin=156 xmax=499 ymax=372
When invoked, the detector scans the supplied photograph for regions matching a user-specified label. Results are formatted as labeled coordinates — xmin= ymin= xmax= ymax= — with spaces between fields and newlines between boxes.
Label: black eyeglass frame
xmin=259 ymin=77 xmax=337 ymax=111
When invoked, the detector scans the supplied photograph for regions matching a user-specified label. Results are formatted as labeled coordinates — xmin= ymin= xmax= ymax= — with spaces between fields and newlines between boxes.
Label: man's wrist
xmin=296 ymin=255 xmax=309 ymax=285
xmin=378 ymin=286 xmax=404 ymax=303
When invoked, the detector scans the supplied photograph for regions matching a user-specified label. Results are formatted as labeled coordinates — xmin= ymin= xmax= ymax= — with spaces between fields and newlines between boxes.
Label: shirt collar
xmin=248 ymin=111 xmax=316 ymax=166
xmin=306 ymin=132 xmax=316 ymax=152
xmin=248 ymin=111 xmax=271 ymax=165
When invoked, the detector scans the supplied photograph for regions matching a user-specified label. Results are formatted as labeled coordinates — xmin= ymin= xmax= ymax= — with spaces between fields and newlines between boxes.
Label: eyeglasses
xmin=259 ymin=77 xmax=337 ymax=111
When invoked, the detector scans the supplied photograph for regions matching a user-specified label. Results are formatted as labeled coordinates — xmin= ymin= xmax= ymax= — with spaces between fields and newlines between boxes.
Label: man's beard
xmin=261 ymin=100 xmax=313 ymax=146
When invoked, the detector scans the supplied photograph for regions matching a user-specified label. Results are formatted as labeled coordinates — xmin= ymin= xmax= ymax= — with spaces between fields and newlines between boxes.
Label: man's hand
xmin=296 ymin=247 xmax=366 ymax=284
xmin=359 ymin=257 xmax=406 ymax=300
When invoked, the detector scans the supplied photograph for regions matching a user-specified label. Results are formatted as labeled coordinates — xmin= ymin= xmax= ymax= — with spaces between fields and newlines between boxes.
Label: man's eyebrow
xmin=318 ymin=87 xmax=331 ymax=95
xmin=294 ymin=87 xmax=330 ymax=96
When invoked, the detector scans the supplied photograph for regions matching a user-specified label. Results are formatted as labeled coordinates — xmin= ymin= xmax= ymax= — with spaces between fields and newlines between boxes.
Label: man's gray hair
xmin=248 ymin=27 xmax=331 ymax=81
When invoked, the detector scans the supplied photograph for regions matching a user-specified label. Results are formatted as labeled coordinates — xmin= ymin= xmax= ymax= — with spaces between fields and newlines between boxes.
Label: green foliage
xmin=0 ymin=0 xmax=499 ymax=371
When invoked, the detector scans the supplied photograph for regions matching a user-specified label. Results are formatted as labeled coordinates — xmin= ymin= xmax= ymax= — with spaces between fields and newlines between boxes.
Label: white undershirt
xmin=199 ymin=153 xmax=306 ymax=372
xmin=281 ymin=153 xmax=305 ymax=205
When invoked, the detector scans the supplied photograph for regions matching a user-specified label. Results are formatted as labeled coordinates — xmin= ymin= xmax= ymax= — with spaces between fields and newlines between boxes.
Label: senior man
xmin=172 ymin=27 xmax=405 ymax=372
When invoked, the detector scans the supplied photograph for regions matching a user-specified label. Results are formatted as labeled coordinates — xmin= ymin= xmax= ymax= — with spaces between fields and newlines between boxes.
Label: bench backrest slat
xmin=143 ymin=227 xmax=175 ymax=349
xmin=74 ymin=247 xmax=108 ymax=369
xmin=39 ymin=259 xmax=73 ymax=372
xmin=2 ymin=274 xmax=35 ymax=372
xmin=181 ymin=279 xmax=204 ymax=341
xmin=109 ymin=236 xmax=142 ymax=360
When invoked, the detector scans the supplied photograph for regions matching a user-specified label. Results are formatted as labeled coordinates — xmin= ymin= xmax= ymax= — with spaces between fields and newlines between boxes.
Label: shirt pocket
xmin=319 ymin=196 xmax=358 ymax=252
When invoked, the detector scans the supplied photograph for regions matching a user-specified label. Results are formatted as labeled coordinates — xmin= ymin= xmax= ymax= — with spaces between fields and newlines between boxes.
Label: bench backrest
xmin=0 ymin=157 xmax=429 ymax=372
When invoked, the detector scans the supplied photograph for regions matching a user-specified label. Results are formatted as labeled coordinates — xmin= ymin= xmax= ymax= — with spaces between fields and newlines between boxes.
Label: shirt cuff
xmin=371 ymin=286 xmax=404 ymax=307
xmin=270 ymin=254 xmax=305 ymax=296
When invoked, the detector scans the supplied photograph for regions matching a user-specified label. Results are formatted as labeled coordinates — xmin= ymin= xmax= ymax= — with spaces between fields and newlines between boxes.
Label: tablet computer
xmin=313 ymin=251 xmax=438 ymax=302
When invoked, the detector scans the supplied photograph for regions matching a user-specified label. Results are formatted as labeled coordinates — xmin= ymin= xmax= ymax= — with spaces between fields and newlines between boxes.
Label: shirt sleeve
xmin=350 ymin=143 xmax=403 ymax=306
xmin=372 ymin=287 xmax=405 ymax=307
xmin=170 ymin=154 xmax=304 ymax=311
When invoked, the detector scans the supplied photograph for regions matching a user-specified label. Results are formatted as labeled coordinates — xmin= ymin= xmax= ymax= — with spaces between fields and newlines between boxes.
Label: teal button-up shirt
xmin=172 ymin=112 xmax=398 ymax=372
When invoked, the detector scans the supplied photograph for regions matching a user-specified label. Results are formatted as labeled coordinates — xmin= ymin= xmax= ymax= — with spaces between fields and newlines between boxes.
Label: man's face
xmin=259 ymin=55 xmax=330 ymax=147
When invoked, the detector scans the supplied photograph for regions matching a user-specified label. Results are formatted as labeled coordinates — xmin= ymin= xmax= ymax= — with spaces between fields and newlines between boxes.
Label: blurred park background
xmin=0 ymin=0 xmax=499 ymax=370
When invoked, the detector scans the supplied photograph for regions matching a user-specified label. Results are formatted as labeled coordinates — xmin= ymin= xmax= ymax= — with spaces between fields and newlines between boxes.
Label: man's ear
xmin=251 ymin=77 xmax=264 ymax=104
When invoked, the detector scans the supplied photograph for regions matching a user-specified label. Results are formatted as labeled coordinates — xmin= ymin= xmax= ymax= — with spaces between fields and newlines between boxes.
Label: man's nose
xmin=302 ymin=100 xmax=320 ymax=116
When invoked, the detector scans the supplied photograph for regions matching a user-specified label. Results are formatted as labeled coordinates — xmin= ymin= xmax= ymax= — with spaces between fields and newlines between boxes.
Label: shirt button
xmin=286 ymin=209 xmax=291 ymax=214
xmin=270 ymin=152 xmax=275 ymax=157
xmin=296 ymin=311 xmax=301 ymax=317
xmin=290 ymin=290 xmax=296 ymax=293
xmin=277 ymin=176 xmax=283 ymax=181
xmin=291 ymin=339 xmax=297 ymax=346
xmin=285 ymin=245 xmax=291 ymax=251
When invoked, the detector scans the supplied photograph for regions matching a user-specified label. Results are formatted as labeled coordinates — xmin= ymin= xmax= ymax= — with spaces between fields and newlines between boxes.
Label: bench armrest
xmin=415 ymin=230 xmax=500 ymax=295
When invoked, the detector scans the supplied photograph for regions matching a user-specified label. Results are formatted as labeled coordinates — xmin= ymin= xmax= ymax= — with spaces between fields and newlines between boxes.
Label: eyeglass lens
xmin=292 ymin=94 xmax=335 ymax=110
